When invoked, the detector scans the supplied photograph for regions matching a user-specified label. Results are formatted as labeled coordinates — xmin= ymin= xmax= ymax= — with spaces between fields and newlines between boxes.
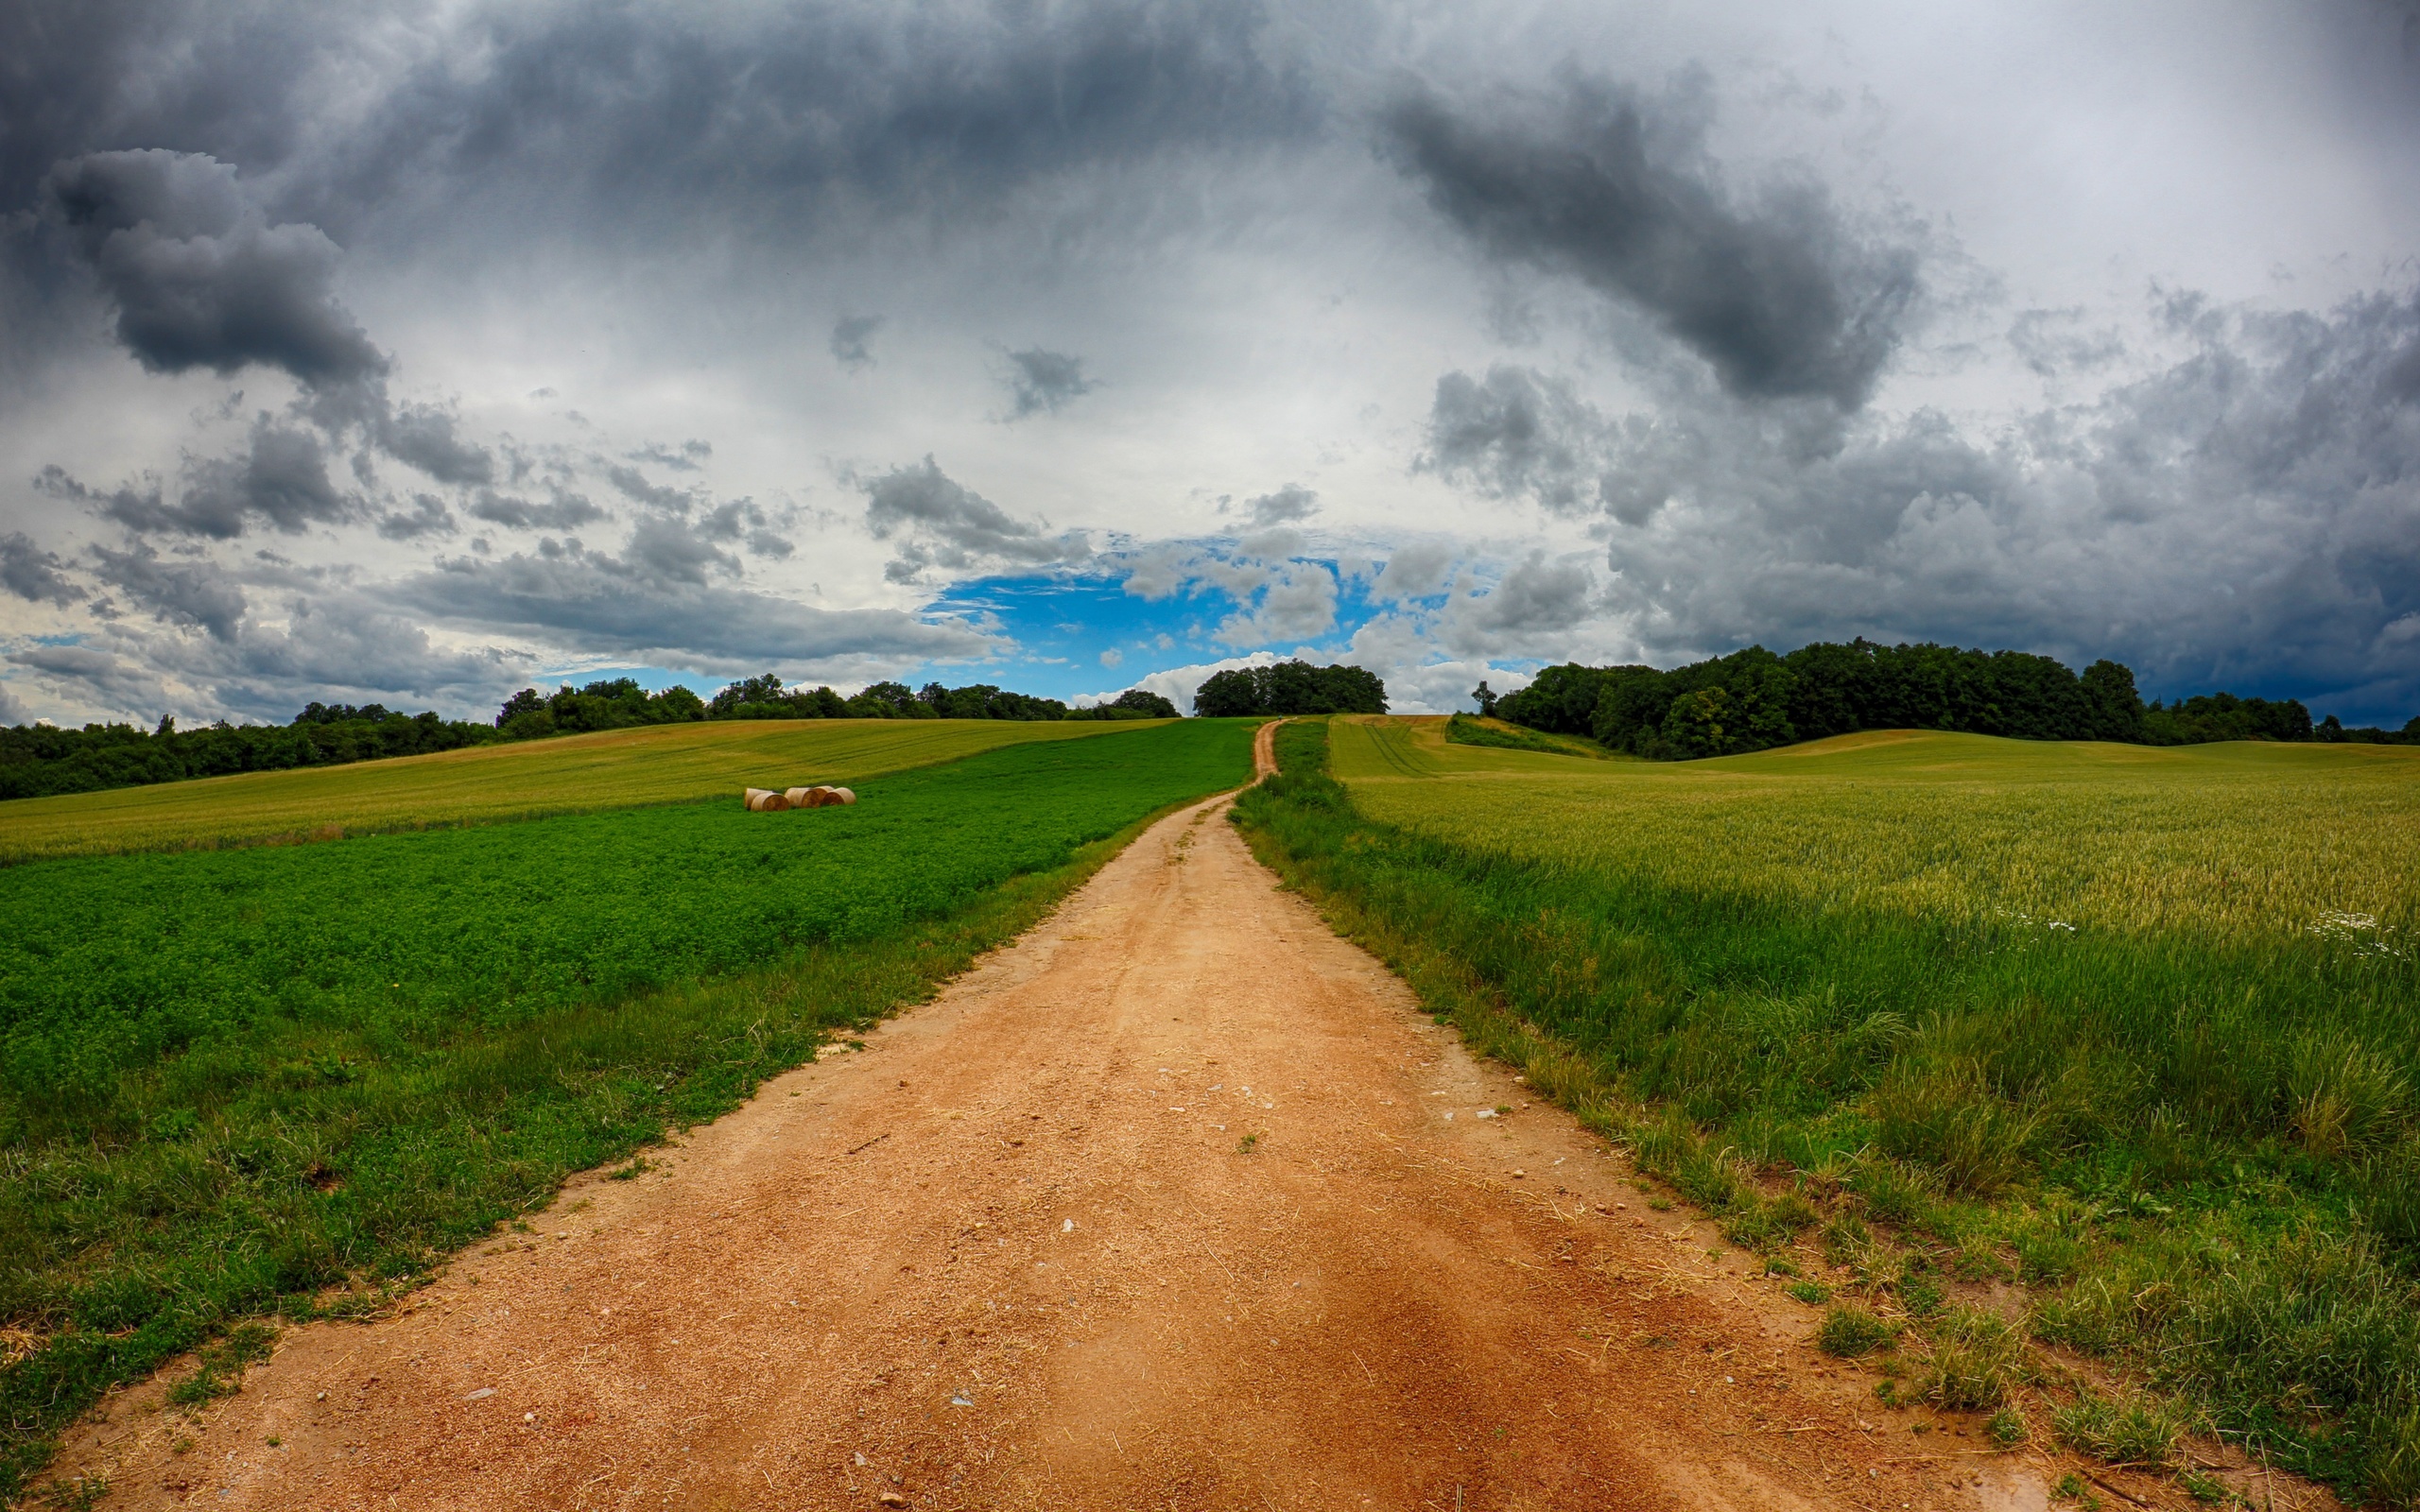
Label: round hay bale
xmin=745 ymin=787 xmax=789 ymax=811
xmin=785 ymin=786 xmax=815 ymax=806
xmin=830 ymin=786 xmax=856 ymax=805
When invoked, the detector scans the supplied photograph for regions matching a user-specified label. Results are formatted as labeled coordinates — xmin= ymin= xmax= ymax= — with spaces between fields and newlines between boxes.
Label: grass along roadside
xmin=1234 ymin=717 xmax=2420 ymax=1506
xmin=0 ymin=716 xmax=1158 ymax=865
xmin=0 ymin=721 xmax=1254 ymax=1502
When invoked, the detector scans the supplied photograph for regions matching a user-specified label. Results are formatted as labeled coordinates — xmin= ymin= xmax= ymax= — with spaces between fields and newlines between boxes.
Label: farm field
xmin=1240 ymin=717 xmax=2420 ymax=1503
xmin=0 ymin=717 xmax=1253 ymax=1495
xmin=1337 ymin=715 xmax=2420 ymax=939
xmin=0 ymin=716 xmax=1150 ymax=864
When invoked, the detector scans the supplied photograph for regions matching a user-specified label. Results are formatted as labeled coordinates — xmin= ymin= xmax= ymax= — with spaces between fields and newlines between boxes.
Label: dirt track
xmin=62 ymin=726 xmax=2089 ymax=1510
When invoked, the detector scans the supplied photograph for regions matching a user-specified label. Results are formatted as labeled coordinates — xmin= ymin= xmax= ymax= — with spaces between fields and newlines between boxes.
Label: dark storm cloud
xmin=43 ymin=150 xmax=387 ymax=387
xmin=1001 ymin=349 xmax=1098 ymax=420
xmin=1383 ymin=77 xmax=1919 ymax=409
xmin=1420 ymin=285 xmax=2420 ymax=714
xmin=830 ymin=316 xmax=883 ymax=370
xmin=861 ymin=456 xmax=1089 ymax=580
xmin=1 ymin=533 xmax=85 ymax=605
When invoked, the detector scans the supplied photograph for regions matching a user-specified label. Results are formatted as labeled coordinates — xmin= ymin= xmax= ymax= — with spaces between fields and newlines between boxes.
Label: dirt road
xmin=61 ymin=730 xmax=2075 ymax=1510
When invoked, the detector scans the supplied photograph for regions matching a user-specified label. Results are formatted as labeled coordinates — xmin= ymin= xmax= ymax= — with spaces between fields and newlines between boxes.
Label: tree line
xmin=1480 ymin=639 xmax=2419 ymax=760
xmin=1192 ymin=661 xmax=1389 ymax=716
xmin=0 ymin=675 xmax=1184 ymax=803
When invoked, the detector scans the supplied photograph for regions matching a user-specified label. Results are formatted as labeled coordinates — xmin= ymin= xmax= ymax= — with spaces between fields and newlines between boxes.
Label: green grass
xmin=1235 ymin=717 xmax=2420 ymax=1504
xmin=1442 ymin=713 xmax=1618 ymax=760
xmin=0 ymin=718 xmax=1253 ymax=1497
xmin=0 ymin=717 xmax=1155 ymax=864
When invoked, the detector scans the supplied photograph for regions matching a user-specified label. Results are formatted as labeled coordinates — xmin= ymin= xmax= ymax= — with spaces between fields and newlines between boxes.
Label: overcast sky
xmin=5 ymin=0 xmax=2419 ymax=726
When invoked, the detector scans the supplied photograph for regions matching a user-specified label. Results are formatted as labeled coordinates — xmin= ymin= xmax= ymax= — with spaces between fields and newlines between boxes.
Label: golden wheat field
xmin=1331 ymin=717 xmax=2420 ymax=942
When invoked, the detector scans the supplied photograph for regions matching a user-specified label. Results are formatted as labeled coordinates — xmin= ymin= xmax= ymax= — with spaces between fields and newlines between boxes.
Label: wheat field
xmin=1331 ymin=716 xmax=2420 ymax=944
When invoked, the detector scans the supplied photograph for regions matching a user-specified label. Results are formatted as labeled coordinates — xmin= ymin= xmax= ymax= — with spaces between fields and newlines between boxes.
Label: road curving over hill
xmin=60 ymin=721 xmax=2077 ymax=1510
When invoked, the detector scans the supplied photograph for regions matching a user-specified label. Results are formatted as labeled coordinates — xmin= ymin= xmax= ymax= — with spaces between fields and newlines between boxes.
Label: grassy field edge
xmin=1232 ymin=718 xmax=2420 ymax=1507
xmin=2 ymin=781 xmax=1230 ymax=1504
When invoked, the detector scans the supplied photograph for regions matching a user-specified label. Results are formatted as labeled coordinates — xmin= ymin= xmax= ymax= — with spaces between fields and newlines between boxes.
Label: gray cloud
xmin=1384 ymin=77 xmax=1919 ymax=409
xmin=1438 ymin=552 xmax=1595 ymax=652
xmin=861 ymin=455 xmax=1089 ymax=580
xmin=700 ymin=498 xmax=794 ymax=558
xmin=42 ymin=419 xmax=358 ymax=539
xmin=6 ymin=644 xmax=174 ymax=715
xmin=1243 ymin=483 xmax=1318 ymax=526
xmin=86 ymin=541 xmax=249 ymax=640
xmin=376 ymin=492 xmax=457 ymax=540
xmin=1002 ymin=348 xmax=1098 ymax=420
xmin=379 ymin=403 xmax=493 ymax=485
xmin=605 ymin=464 xmax=691 ymax=511
xmin=1 ymin=532 xmax=86 ymax=604
xmin=43 ymin=149 xmax=387 ymax=387
xmin=395 ymin=538 xmax=994 ymax=670
xmin=628 ymin=439 xmax=712 ymax=472
xmin=830 ymin=315 xmax=883 ymax=370
xmin=0 ymin=679 xmax=25 ymax=725
xmin=468 ymin=488 xmax=607 ymax=531
xmin=1419 ymin=285 xmax=2420 ymax=713
xmin=1421 ymin=365 xmax=1624 ymax=516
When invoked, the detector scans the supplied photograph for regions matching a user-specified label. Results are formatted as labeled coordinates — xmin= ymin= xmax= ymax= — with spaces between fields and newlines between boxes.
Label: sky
xmin=4 ymin=0 xmax=2419 ymax=727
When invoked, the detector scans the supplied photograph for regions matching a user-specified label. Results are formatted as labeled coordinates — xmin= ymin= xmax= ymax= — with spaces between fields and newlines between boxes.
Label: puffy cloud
xmin=86 ymin=541 xmax=249 ymax=640
xmin=43 ymin=149 xmax=387 ymax=387
xmin=1370 ymin=541 xmax=1455 ymax=603
xmin=376 ymin=492 xmax=456 ymax=540
xmin=1437 ymin=552 xmax=1595 ymax=654
xmin=40 ymin=419 xmax=357 ymax=539
xmin=1 ymin=532 xmax=85 ymax=605
xmin=0 ymin=679 xmax=25 ymax=725
xmin=1242 ymin=483 xmax=1318 ymax=526
xmin=1001 ymin=348 xmax=1098 ymax=420
xmin=379 ymin=403 xmax=493 ymax=485
xmin=1214 ymin=560 xmax=1337 ymax=645
xmin=1384 ymin=77 xmax=1918 ymax=409
xmin=1421 ymin=366 xmax=1625 ymax=517
xmin=861 ymin=455 xmax=1088 ymax=580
